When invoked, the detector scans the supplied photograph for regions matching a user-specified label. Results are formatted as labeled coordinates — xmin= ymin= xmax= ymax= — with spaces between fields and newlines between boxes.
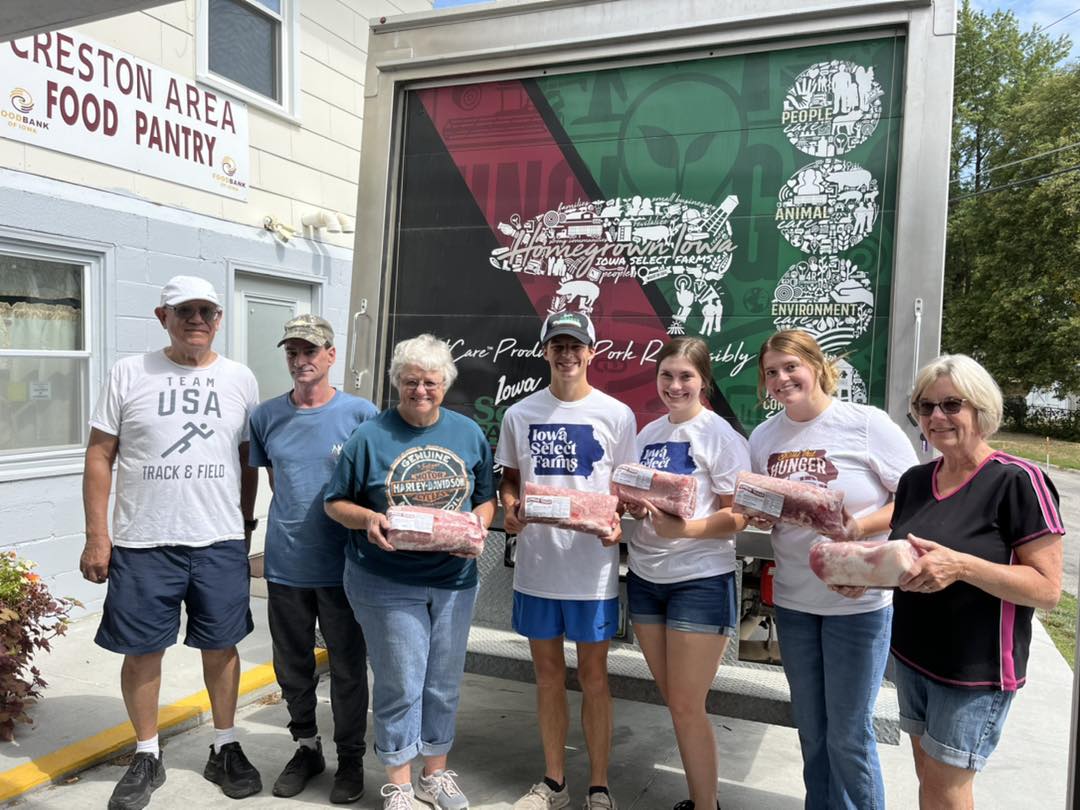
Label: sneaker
xmin=417 ymin=768 xmax=469 ymax=810
xmin=203 ymin=741 xmax=263 ymax=799
xmin=582 ymin=790 xmax=617 ymax=810
xmin=513 ymin=782 xmax=571 ymax=810
xmin=330 ymin=755 xmax=365 ymax=804
xmin=272 ymin=740 xmax=325 ymax=797
xmin=381 ymin=782 xmax=418 ymax=810
xmin=108 ymin=751 xmax=165 ymax=810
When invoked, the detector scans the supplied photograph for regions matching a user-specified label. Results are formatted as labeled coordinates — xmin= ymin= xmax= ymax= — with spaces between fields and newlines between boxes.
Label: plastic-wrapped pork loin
xmin=610 ymin=463 xmax=697 ymax=519
xmin=522 ymin=482 xmax=619 ymax=537
xmin=731 ymin=471 xmax=846 ymax=536
xmin=385 ymin=505 xmax=486 ymax=557
xmin=809 ymin=539 xmax=923 ymax=588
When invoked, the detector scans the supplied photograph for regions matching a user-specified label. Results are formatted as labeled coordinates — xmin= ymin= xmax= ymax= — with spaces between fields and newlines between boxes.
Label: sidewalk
xmin=0 ymin=594 xmax=1073 ymax=808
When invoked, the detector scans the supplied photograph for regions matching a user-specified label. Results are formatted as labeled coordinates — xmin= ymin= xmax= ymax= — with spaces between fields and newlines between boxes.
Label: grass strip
xmin=1038 ymin=590 xmax=1077 ymax=670
xmin=991 ymin=433 xmax=1080 ymax=471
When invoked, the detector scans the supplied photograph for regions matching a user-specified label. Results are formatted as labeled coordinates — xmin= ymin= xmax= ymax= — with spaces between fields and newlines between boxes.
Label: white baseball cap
xmin=160 ymin=275 xmax=221 ymax=307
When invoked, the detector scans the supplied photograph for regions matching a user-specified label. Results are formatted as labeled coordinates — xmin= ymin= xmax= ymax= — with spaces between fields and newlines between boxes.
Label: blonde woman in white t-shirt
xmin=747 ymin=330 xmax=917 ymax=810
xmin=620 ymin=337 xmax=751 ymax=810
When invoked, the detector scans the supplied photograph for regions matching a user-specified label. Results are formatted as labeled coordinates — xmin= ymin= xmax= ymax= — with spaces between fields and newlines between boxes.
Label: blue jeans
xmin=775 ymin=604 xmax=892 ymax=810
xmin=343 ymin=559 xmax=476 ymax=767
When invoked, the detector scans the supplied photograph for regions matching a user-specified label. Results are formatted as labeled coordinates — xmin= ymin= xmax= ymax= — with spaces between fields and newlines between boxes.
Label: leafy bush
xmin=1002 ymin=398 xmax=1080 ymax=442
xmin=0 ymin=552 xmax=79 ymax=741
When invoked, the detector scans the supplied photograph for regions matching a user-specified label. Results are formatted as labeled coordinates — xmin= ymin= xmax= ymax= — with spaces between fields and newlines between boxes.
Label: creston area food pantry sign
xmin=1 ymin=31 xmax=250 ymax=200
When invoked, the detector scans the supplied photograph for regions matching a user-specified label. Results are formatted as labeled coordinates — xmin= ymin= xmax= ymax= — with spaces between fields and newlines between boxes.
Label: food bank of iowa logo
xmin=10 ymin=88 xmax=33 ymax=114
xmin=221 ymin=156 xmax=238 ymax=177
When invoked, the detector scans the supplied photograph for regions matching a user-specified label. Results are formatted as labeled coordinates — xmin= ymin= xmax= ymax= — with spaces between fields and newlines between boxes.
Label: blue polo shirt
xmin=249 ymin=389 xmax=377 ymax=587
xmin=324 ymin=407 xmax=495 ymax=589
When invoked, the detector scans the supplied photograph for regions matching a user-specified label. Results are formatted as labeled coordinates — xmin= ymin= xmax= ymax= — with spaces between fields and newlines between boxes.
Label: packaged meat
xmin=385 ymin=505 xmax=486 ymax=557
xmin=809 ymin=539 xmax=922 ymax=587
xmin=610 ymin=463 xmax=697 ymax=519
xmin=522 ymin=482 xmax=619 ymax=537
xmin=731 ymin=471 xmax=846 ymax=537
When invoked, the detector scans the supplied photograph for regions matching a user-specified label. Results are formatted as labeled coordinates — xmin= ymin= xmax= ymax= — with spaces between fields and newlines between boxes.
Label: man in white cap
xmin=496 ymin=311 xmax=636 ymax=810
xmin=248 ymin=314 xmax=376 ymax=804
xmin=81 ymin=275 xmax=262 ymax=810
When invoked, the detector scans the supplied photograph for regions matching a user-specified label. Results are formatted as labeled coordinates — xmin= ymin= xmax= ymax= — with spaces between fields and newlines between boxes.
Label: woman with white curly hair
xmin=325 ymin=334 xmax=495 ymax=810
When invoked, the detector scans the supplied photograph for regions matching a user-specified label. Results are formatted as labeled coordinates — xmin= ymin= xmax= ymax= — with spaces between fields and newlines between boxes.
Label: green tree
xmin=943 ymin=2 xmax=1078 ymax=397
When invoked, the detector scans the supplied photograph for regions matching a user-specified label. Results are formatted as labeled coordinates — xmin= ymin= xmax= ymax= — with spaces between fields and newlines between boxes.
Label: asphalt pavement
xmin=1050 ymin=466 xmax=1080 ymax=595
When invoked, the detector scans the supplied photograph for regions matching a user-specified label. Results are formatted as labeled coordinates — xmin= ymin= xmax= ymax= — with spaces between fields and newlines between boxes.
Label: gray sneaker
xmin=381 ymin=782 xmax=417 ymax=810
xmin=582 ymin=791 xmax=617 ymax=810
xmin=514 ymin=782 xmax=571 ymax=810
xmin=416 ymin=768 xmax=468 ymax=810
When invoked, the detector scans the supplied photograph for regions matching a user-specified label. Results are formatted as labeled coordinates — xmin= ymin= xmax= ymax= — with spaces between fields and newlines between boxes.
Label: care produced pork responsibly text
xmin=385 ymin=505 xmax=486 ymax=557
xmin=522 ymin=482 xmax=619 ymax=537
xmin=731 ymin=471 xmax=846 ymax=537
xmin=610 ymin=463 xmax=697 ymax=519
xmin=809 ymin=539 xmax=923 ymax=587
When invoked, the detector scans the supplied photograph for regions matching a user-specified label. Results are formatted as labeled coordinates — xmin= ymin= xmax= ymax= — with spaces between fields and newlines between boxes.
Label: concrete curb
xmin=0 ymin=650 xmax=328 ymax=803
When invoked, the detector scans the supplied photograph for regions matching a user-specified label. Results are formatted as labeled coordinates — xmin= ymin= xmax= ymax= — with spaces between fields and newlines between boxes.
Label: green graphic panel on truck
xmin=393 ymin=36 xmax=905 ymax=434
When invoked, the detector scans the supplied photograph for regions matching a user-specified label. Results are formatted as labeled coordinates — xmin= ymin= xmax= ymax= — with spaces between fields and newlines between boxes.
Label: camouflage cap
xmin=277 ymin=313 xmax=334 ymax=347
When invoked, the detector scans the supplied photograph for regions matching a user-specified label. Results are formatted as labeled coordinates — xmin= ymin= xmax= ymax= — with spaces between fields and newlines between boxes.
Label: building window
xmin=198 ymin=0 xmax=299 ymax=119
xmin=0 ymin=246 xmax=95 ymax=479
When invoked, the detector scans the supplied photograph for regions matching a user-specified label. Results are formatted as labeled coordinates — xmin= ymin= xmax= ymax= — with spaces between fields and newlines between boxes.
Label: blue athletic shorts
xmin=512 ymin=591 xmax=619 ymax=643
xmin=96 ymin=540 xmax=254 ymax=655
xmin=626 ymin=569 xmax=737 ymax=635
xmin=893 ymin=657 xmax=1015 ymax=771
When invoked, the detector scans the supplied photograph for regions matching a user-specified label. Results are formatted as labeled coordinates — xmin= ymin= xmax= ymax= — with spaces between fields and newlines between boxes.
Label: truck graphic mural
xmin=388 ymin=36 xmax=902 ymax=435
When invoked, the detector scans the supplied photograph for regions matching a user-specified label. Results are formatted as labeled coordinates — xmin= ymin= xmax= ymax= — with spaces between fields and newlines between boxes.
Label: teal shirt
xmin=325 ymin=407 xmax=495 ymax=589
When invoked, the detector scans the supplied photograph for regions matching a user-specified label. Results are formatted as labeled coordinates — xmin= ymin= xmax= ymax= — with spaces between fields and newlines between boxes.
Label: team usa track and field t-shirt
xmin=627 ymin=408 xmax=751 ymax=584
xmin=889 ymin=452 xmax=1065 ymax=691
xmin=324 ymin=407 xmax=495 ymax=590
xmin=248 ymin=389 xmax=378 ymax=588
xmin=495 ymin=387 xmax=637 ymax=601
xmin=89 ymin=350 xmax=260 ymax=548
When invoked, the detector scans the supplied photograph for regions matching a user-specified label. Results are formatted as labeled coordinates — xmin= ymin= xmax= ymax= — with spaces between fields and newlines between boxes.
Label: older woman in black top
xmin=890 ymin=354 xmax=1064 ymax=810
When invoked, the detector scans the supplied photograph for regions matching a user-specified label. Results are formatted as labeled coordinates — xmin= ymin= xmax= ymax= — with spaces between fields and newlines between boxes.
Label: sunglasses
xmin=915 ymin=397 xmax=968 ymax=416
xmin=166 ymin=304 xmax=222 ymax=322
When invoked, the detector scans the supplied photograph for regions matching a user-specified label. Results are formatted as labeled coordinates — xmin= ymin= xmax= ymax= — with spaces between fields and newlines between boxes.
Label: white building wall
xmin=0 ymin=0 xmax=434 ymax=614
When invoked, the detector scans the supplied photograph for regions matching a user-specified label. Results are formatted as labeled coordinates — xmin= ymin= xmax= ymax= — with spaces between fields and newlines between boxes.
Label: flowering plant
xmin=0 ymin=551 xmax=79 ymax=741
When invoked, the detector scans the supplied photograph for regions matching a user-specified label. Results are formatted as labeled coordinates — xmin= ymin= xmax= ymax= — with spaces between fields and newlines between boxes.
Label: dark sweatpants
xmin=267 ymin=582 xmax=369 ymax=757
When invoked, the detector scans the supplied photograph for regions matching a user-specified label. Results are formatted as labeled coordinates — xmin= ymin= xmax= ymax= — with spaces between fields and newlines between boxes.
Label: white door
xmin=232 ymin=273 xmax=317 ymax=563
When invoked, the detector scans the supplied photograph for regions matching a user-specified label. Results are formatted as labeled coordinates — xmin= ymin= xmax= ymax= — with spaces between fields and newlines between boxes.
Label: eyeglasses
xmin=166 ymin=304 xmax=222 ymax=322
xmin=915 ymin=397 xmax=968 ymax=416
xmin=400 ymin=379 xmax=444 ymax=391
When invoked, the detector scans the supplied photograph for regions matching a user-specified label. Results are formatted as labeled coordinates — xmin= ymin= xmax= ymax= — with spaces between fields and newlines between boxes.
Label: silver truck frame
xmin=344 ymin=0 xmax=956 ymax=736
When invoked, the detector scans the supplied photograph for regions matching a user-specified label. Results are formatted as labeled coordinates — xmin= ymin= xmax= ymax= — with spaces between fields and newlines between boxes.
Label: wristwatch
xmin=244 ymin=518 xmax=259 ymax=531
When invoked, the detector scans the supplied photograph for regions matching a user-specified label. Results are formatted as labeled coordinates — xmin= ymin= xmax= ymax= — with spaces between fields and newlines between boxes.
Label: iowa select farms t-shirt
xmin=89 ymin=350 xmax=259 ymax=548
xmin=495 ymin=387 xmax=636 ymax=600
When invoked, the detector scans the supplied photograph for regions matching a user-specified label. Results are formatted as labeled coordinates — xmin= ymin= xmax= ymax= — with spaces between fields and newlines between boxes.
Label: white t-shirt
xmin=89 ymin=350 xmax=260 ymax=548
xmin=627 ymin=409 xmax=751 ymax=583
xmin=495 ymin=387 xmax=636 ymax=599
xmin=748 ymin=400 xmax=918 ymax=615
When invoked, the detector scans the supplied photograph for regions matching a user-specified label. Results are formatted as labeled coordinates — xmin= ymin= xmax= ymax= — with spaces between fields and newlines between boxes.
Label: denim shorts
xmin=626 ymin=570 xmax=737 ymax=635
xmin=96 ymin=541 xmax=253 ymax=655
xmin=512 ymin=591 xmax=619 ymax=643
xmin=893 ymin=657 xmax=1015 ymax=771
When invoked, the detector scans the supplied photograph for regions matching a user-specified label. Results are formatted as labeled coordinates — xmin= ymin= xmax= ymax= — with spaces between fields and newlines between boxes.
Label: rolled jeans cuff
xmin=419 ymin=738 xmax=454 ymax=758
xmin=375 ymin=741 xmax=422 ymax=768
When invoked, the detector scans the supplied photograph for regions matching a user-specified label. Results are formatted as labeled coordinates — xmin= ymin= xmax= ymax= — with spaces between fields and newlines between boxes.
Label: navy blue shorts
xmin=512 ymin=592 xmax=620 ymax=643
xmin=626 ymin=569 xmax=737 ymax=635
xmin=96 ymin=541 xmax=254 ymax=655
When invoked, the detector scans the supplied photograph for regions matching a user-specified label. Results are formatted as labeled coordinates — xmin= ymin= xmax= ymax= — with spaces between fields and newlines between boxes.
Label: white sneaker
xmin=381 ymin=782 xmax=417 ymax=810
xmin=513 ymin=781 xmax=571 ymax=809
xmin=417 ymin=768 xmax=468 ymax=810
xmin=582 ymin=790 xmax=617 ymax=810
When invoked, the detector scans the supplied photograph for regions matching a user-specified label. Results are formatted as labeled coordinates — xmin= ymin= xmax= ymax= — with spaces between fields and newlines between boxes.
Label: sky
xmin=973 ymin=0 xmax=1080 ymax=61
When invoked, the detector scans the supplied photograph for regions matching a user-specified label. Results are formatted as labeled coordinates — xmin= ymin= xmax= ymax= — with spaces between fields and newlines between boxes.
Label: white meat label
xmin=612 ymin=466 xmax=656 ymax=490
xmin=524 ymin=495 xmax=572 ymax=520
xmin=734 ymin=484 xmax=785 ymax=519
xmin=388 ymin=511 xmax=435 ymax=534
